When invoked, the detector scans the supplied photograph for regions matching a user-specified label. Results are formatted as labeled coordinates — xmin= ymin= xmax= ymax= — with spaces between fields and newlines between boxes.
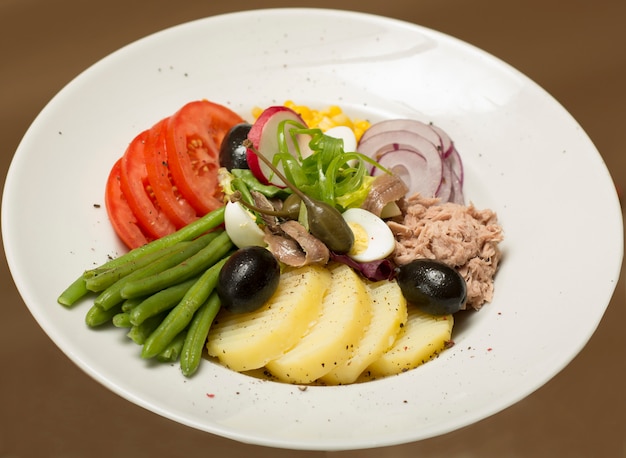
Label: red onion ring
xmin=360 ymin=119 xmax=443 ymax=153
xmin=357 ymin=119 xmax=465 ymax=204
xmin=358 ymin=130 xmax=443 ymax=198
xmin=430 ymin=124 xmax=454 ymax=157
xmin=446 ymin=145 xmax=464 ymax=186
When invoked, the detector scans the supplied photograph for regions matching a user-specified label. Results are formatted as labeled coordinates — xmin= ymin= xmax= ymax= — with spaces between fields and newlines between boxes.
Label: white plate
xmin=2 ymin=8 xmax=622 ymax=451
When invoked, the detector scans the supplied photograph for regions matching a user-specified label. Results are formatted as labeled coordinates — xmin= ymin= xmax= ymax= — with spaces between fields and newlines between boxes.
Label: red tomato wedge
xmin=105 ymin=159 xmax=152 ymax=249
xmin=165 ymin=100 xmax=244 ymax=215
xmin=120 ymin=128 xmax=177 ymax=238
xmin=144 ymin=118 xmax=199 ymax=228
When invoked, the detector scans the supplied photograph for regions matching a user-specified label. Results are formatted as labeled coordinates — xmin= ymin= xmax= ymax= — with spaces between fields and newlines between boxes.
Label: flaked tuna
xmin=388 ymin=194 xmax=503 ymax=310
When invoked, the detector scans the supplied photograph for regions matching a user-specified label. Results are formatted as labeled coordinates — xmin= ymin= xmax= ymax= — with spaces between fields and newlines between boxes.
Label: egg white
xmin=342 ymin=208 xmax=395 ymax=262
xmin=325 ymin=125 xmax=357 ymax=152
xmin=224 ymin=200 xmax=266 ymax=248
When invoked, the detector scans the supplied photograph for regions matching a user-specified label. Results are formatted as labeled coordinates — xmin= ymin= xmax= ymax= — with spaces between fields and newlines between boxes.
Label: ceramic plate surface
xmin=2 ymin=8 xmax=622 ymax=451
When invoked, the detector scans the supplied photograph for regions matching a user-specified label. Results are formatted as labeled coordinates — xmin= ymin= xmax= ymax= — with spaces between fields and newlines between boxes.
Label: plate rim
xmin=2 ymin=7 xmax=623 ymax=451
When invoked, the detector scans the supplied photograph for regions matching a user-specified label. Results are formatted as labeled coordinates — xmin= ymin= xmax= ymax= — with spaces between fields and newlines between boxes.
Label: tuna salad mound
xmin=388 ymin=194 xmax=504 ymax=310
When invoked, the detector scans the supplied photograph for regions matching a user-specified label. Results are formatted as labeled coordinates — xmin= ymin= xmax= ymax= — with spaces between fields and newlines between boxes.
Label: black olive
xmin=217 ymin=246 xmax=280 ymax=314
xmin=395 ymin=259 xmax=466 ymax=315
xmin=219 ymin=123 xmax=252 ymax=170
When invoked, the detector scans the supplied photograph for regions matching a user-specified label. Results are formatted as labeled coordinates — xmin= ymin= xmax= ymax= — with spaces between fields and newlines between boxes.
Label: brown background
xmin=1 ymin=1 xmax=625 ymax=457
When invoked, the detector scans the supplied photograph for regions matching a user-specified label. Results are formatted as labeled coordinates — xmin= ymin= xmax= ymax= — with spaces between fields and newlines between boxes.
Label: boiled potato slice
xmin=206 ymin=265 xmax=331 ymax=371
xmin=320 ymin=279 xmax=408 ymax=385
xmin=265 ymin=263 xmax=372 ymax=384
xmin=366 ymin=307 xmax=453 ymax=377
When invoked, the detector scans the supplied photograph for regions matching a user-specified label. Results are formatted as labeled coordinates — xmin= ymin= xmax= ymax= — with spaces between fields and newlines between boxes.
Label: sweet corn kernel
xmin=251 ymin=106 xmax=264 ymax=119
xmin=254 ymin=101 xmax=371 ymax=142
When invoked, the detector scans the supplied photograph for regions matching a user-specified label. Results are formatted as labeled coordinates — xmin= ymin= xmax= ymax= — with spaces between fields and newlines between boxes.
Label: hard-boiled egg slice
xmin=224 ymin=200 xmax=266 ymax=248
xmin=325 ymin=125 xmax=357 ymax=152
xmin=342 ymin=207 xmax=395 ymax=262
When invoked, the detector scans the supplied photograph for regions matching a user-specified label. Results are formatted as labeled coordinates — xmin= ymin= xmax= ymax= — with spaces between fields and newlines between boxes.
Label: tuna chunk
xmin=388 ymin=194 xmax=503 ymax=310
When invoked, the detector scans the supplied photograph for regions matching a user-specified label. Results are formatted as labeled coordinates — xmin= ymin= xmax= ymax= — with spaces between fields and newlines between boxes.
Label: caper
xmin=243 ymin=140 xmax=354 ymax=254
xmin=301 ymin=198 xmax=354 ymax=253
xmin=281 ymin=194 xmax=302 ymax=220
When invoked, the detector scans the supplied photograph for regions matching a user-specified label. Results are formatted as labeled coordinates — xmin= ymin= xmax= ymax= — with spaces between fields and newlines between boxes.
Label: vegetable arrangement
xmin=58 ymin=98 xmax=500 ymax=383
xmin=59 ymin=205 xmax=231 ymax=375
xmin=105 ymin=99 xmax=244 ymax=249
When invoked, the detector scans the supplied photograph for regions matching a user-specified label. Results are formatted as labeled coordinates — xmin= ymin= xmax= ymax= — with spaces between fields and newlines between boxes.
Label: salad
xmin=58 ymin=98 xmax=503 ymax=383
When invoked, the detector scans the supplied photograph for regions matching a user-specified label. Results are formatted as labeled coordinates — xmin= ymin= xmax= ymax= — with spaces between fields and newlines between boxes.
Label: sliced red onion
xmin=446 ymin=145 xmax=464 ymax=185
xmin=430 ymin=124 xmax=454 ymax=158
xmin=435 ymin=130 xmax=464 ymax=203
xmin=329 ymin=253 xmax=396 ymax=281
xmin=360 ymin=119 xmax=444 ymax=153
xmin=437 ymin=159 xmax=453 ymax=202
xmin=449 ymin=169 xmax=465 ymax=205
xmin=358 ymin=119 xmax=465 ymax=204
xmin=358 ymin=130 xmax=443 ymax=198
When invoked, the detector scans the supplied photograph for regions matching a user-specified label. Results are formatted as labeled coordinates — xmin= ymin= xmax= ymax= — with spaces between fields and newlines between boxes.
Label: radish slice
xmin=358 ymin=130 xmax=443 ymax=198
xmin=246 ymin=106 xmax=310 ymax=187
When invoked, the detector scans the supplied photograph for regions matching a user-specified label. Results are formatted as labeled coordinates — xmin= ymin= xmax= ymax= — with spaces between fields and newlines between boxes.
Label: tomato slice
xmin=120 ymin=128 xmax=177 ymax=238
xmin=165 ymin=100 xmax=244 ymax=215
xmin=144 ymin=118 xmax=200 ymax=228
xmin=105 ymin=159 xmax=152 ymax=249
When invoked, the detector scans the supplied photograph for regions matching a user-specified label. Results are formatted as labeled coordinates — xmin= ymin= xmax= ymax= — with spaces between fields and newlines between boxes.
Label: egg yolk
xmin=347 ymin=222 xmax=370 ymax=257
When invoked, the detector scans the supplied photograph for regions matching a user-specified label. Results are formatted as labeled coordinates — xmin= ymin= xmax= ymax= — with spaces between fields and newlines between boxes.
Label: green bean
xmin=121 ymin=297 xmax=144 ymax=312
xmin=95 ymin=207 xmax=225 ymax=270
xmin=141 ymin=256 xmax=229 ymax=359
xmin=112 ymin=312 xmax=132 ymax=328
xmin=58 ymin=276 xmax=90 ymax=307
xmin=129 ymin=277 xmax=199 ymax=326
xmin=126 ymin=312 xmax=167 ymax=345
xmin=94 ymin=232 xmax=218 ymax=311
xmin=121 ymin=231 xmax=233 ymax=300
xmin=180 ymin=291 xmax=221 ymax=377
xmin=156 ymin=329 xmax=187 ymax=363
xmin=232 ymin=169 xmax=288 ymax=199
xmin=57 ymin=206 xmax=225 ymax=307
xmin=84 ymin=241 xmax=195 ymax=292
xmin=85 ymin=302 xmax=122 ymax=327
xmin=230 ymin=176 xmax=255 ymax=207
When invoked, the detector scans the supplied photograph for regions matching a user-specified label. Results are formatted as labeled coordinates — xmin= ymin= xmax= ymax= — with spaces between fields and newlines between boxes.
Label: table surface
xmin=1 ymin=1 xmax=625 ymax=457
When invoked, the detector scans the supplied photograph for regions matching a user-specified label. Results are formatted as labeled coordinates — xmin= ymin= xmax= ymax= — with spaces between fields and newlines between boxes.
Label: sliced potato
xmin=206 ymin=265 xmax=331 ymax=371
xmin=366 ymin=307 xmax=453 ymax=377
xmin=320 ymin=279 xmax=408 ymax=385
xmin=265 ymin=263 xmax=372 ymax=384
